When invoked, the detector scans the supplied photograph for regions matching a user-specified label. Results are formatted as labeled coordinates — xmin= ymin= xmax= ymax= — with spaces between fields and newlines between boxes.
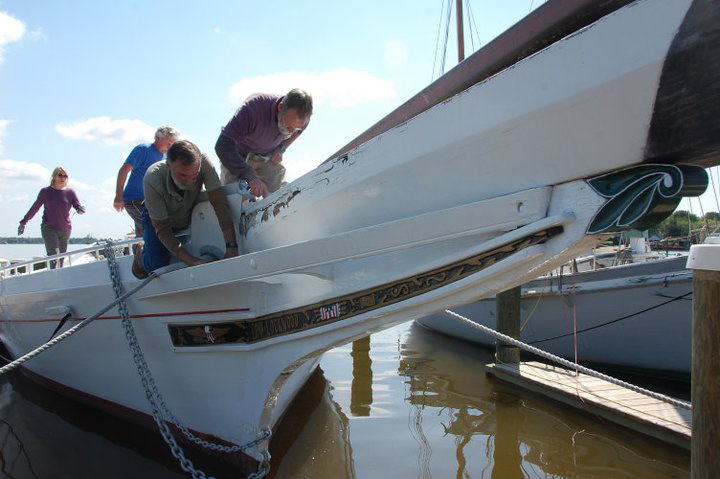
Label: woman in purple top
xmin=18 ymin=167 xmax=86 ymax=268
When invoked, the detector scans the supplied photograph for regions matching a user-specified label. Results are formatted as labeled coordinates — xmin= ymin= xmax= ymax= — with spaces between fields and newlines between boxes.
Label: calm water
xmin=0 ymin=321 xmax=689 ymax=479
xmin=0 ymin=244 xmax=88 ymax=262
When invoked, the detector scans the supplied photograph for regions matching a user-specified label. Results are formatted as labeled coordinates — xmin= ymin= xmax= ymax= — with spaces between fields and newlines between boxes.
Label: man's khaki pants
xmin=221 ymin=155 xmax=286 ymax=194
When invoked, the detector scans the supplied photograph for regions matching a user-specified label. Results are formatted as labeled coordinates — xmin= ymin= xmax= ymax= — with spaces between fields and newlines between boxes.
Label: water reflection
xmin=493 ymin=395 xmax=523 ymax=479
xmin=0 ymin=323 xmax=690 ymax=479
xmin=272 ymin=367 xmax=356 ymax=479
xmin=0 ymin=416 xmax=40 ymax=479
xmin=0 ymin=368 xmax=189 ymax=479
xmin=396 ymin=322 xmax=690 ymax=478
xmin=350 ymin=336 xmax=372 ymax=417
xmin=0 ymin=357 xmax=355 ymax=479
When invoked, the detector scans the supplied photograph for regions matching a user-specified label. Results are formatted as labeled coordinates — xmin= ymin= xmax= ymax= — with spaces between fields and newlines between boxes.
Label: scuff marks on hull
xmin=241 ymin=189 xmax=302 ymax=235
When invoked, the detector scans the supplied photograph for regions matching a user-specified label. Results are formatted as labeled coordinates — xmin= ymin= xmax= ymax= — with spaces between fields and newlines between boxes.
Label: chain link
xmin=104 ymin=241 xmax=270 ymax=478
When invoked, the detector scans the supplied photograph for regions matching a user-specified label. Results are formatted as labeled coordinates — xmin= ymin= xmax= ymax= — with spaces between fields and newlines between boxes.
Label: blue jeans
xmin=141 ymin=210 xmax=173 ymax=273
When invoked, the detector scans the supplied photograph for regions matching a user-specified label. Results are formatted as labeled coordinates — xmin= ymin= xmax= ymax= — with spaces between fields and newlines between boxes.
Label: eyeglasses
xmin=56 ymin=174 xmax=68 ymax=178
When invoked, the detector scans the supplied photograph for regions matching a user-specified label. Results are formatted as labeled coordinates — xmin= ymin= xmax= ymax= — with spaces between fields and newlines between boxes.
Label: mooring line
xmin=443 ymin=309 xmax=691 ymax=410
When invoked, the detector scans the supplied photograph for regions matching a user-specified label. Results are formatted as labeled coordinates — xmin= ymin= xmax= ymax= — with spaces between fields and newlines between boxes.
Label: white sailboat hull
xmin=0 ymin=0 xmax=711 ymax=470
xmin=417 ymin=256 xmax=692 ymax=377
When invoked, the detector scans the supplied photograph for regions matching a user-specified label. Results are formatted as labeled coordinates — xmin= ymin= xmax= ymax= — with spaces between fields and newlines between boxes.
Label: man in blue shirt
xmin=113 ymin=126 xmax=179 ymax=236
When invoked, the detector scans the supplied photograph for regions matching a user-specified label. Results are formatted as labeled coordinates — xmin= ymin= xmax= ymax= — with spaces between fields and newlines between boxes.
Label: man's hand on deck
xmin=248 ymin=178 xmax=268 ymax=198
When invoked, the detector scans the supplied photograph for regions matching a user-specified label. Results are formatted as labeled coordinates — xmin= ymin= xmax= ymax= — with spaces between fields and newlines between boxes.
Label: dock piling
xmin=687 ymin=239 xmax=720 ymax=479
xmin=496 ymin=285 xmax=521 ymax=364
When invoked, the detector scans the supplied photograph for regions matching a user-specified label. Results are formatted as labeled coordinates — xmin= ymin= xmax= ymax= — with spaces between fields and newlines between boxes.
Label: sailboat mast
xmin=456 ymin=0 xmax=465 ymax=62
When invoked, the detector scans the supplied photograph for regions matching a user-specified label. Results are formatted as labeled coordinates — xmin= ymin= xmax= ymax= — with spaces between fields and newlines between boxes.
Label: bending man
xmin=215 ymin=88 xmax=312 ymax=197
xmin=132 ymin=140 xmax=238 ymax=279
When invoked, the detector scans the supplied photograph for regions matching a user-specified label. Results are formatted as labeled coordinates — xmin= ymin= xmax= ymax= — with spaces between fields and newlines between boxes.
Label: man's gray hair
xmin=281 ymin=89 xmax=313 ymax=118
xmin=155 ymin=125 xmax=179 ymax=140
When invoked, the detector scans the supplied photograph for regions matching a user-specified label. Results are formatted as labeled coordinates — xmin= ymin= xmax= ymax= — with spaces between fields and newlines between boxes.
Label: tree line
xmin=649 ymin=210 xmax=720 ymax=239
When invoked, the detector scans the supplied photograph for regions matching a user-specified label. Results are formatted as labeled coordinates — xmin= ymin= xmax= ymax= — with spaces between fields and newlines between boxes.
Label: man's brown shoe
xmin=131 ymin=244 xmax=148 ymax=279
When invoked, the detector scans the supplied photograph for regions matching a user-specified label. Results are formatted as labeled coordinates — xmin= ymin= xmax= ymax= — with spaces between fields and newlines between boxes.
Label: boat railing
xmin=0 ymin=238 xmax=142 ymax=279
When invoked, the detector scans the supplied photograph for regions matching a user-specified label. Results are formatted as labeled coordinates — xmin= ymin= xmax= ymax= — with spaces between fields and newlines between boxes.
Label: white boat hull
xmin=417 ymin=256 xmax=692 ymax=377
xmin=0 ymin=0 xmax=712 ymax=471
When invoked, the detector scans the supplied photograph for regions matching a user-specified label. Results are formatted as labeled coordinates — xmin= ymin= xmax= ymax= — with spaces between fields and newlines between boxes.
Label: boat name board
xmin=168 ymin=226 xmax=563 ymax=347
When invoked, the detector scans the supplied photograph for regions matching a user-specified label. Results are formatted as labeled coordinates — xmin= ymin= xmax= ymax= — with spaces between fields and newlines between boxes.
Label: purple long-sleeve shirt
xmin=20 ymin=187 xmax=83 ymax=231
xmin=222 ymin=93 xmax=286 ymax=158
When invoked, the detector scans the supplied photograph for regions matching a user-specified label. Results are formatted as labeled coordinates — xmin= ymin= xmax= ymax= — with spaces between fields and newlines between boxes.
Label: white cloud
xmin=284 ymin=154 xmax=323 ymax=183
xmin=384 ymin=41 xmax=408 ymax=67
xmin=0 ymin=12 xmax=25 ymax=63
xmin=0 ymin=159 xmax=50 ymax=181
xmin=100 ymin=176 xmax=117 ymax=189
xmin=55 ymin=116 xmax=155 ymax=147
xmin=68 ymin=178 xmax=95 ymax=191
xmin=0 ymin=119 xmax=10 ymax=155
xmin=229 ymin=69 xmax=397 ymax=108
xmin=29 ymin=27 xmax=44 ymax=41
xmin=0 ymin=193 xmax=29 ymax=204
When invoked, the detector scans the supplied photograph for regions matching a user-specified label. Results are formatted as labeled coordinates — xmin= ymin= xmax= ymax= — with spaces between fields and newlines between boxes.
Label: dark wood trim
xmin=169 ymin=226 xmax=563 ymax=347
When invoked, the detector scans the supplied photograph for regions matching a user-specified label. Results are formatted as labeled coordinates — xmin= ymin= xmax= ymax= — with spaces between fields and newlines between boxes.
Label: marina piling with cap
xmin=686 ymin=237 xmax=720 ymax=479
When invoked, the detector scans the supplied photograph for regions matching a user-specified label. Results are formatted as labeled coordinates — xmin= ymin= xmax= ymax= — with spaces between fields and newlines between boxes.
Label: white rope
xmin=442 ymin=309 xmax=691 ymax=410
xmin=0 ymin=272 xmax=157 ymax=376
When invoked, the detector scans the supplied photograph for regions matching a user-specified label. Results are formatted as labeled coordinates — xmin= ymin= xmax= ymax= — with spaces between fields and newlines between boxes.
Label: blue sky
xmin=1 ymin=1 xmax=718 ymax=239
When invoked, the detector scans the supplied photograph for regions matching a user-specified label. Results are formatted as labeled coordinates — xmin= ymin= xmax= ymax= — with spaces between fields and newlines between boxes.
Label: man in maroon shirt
xmin=215 ymin=88 xmax=312 ymax=198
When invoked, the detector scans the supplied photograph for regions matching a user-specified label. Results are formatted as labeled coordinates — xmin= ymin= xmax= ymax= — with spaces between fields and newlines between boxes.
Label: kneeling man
xmin=132 ymin=140 xmax=238 ymax=278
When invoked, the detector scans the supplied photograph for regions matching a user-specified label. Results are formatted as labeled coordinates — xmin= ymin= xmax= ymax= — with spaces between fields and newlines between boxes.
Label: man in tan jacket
xmin=132 ymin=140 xmax=238 ymax=279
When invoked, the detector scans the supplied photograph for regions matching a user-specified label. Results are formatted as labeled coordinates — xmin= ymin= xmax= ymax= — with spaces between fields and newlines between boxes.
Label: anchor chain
xmin=104 ymin=241 xmax=270 ymax=478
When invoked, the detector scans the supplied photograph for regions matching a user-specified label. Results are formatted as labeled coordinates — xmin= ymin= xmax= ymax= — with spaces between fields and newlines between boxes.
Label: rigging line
xmin=655 ymin=292 xmax=692 ymax=300
xmin=519 ymin=287 xmax=544 ymax=332
xmin=695 ymin=192 xmax=708 ymax=230
xmin=465 ymin=1 xmax=474 ymax=52
xmin=710 ymin=165 xmax=720 ymax=215
xmin=431 ymin=0 xmax=447 ymax=81
xmin=529 ymin=291 xmax=692 ymax=345
xmin=464 ymin=0 xmax=475 ymax=53
xmin=467 ymin=1 xmax=482 ymax=52
xmin=440 ymin=0 xmax=453 ymax=76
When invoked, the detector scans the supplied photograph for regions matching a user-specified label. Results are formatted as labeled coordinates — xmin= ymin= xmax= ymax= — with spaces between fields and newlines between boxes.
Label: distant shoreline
xmin=0 ymin=237 xmax=99 ymax=245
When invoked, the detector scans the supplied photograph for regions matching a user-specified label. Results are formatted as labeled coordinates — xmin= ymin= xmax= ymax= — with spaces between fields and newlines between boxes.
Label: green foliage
xmin=649 ymin=209 xmax=720 ymax=238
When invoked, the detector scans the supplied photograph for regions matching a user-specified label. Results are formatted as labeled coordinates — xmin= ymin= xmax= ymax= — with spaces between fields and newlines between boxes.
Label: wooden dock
xmin=486 ymin=361 xmax=691 ymax=450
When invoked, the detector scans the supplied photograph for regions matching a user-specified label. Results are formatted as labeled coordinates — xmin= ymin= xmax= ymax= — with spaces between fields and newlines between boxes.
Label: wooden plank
xmin=486 ymin=361 xmax=691 ymax=450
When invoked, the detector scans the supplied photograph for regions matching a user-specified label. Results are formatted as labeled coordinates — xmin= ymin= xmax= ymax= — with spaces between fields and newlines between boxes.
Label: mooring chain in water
xmin=104 ymin=241 xmax=271 ymax=479
xmin=443 ymin=309 xmax=692 ymax=410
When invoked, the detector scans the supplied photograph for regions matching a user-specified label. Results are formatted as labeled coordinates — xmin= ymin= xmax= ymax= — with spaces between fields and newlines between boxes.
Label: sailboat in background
xmin=0 ymin=0 xmax=718 ymax=474
xmin=417 ymin=251 xmax=693 ymax=379
xmin=414 ymin=0 xmax=717 ymax=381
